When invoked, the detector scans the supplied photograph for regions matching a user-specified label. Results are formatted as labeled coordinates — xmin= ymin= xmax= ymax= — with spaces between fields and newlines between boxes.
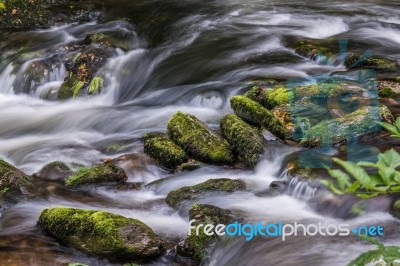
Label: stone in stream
xmin=345 ymin=54 xmax=398 ymax=72
xmin=38 ymin=207 xmax=164 ymax=261
xmin=33 ymin=161 xmax=73 ymax=181
xmin=220 ymin=114 xmax=266 ymax=168
xmin=166 ymin=178 xmax=246 ymax=208
xmin=230 ymin=96 xmax=288 ymax=140
xmin=84 ymin=30 xmax=137 ymax=51
xmin=65 ymin=163 xmax=127 ymax=187
xmin=177 ymin=204 xmax=235 ymax=262
xmin=143 ymin=132 xmax=189 ymax=169
xmin=58 ymin=47 xmax=113 ymax=100
xmin=0 ymin=159 xmax=45 ymax=208
xmin=300 ymin=105 xmax=394 ymax=147
xmin=167 ymin=111 xmax=235 ymax=165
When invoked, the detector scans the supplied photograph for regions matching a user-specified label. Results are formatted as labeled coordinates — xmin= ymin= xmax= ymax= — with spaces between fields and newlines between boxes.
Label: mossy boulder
xmin=34 ymin=161 xmax=73 ymax=181
xmin=245 ymin=86 xmax=293 ymax=110
xmin=166 ymin=178 xmax=245 ymax=208
xmin=167 ymin=112 xmax=235 ymax=165
xmin=143 ymin=132 xmax=188 ymax=169
xmin=379 ymin=87 xmax=399 ymax=99
xmin=38 ymin=207 xmax=164 ymax=261
xmin=177 ymin=204 xmax=235 ymax=262
xmin=345 ymin=54 xmax=398 ymax=71
xmin=230 ymin=96 xmax=288 ymax=140
xmin=391 ymin=199 xmax=400 ymax=219
xmin=84 ymin=30 xmax=136 ymax=51
xmin=65 ymin=163 xmax=127 ymax=187
xmin=220 ymin=114 xmax=266 ymax=168
xmin=0 ymin=159 xmax=45 ymax=208
xmin=294 ymin=40 xmax=337 ymax=63
xmin=301 ymin=105 xmax=394 ymax=147
xmin=58 ymin=47 xmax=112 ymax=100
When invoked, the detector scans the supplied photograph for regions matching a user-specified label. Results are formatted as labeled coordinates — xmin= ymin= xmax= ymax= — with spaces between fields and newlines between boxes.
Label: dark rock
xmin=34 ymin=161 xmax=73 ymax=181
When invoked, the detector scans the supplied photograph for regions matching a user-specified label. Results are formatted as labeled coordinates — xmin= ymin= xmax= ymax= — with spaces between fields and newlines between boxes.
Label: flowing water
xmin=1 ymin=0 xmax=400 ymax=265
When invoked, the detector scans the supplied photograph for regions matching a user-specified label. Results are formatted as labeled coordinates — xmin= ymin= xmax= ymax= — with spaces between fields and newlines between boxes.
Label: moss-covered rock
xmin=167 ymin=112 xmax=235 ymax=165
xmin=38 ymin=207 xmax=163 ymax=261
xmin=166 ymin=178 xmax=245 ymax=208
xmin=143 ymin=132 xmax=188 ymax=169
xmin=34 ymin=161 xmax=73 ymax=181
xmin=0 ymin=159 xmax=45 ymax=208
xmin=58 ymin=48 xmax=112 ymax=100
xmin=301 ymin=105 xmax=394 ymax=147
xmin=294 ymin=40 xmax=337 ymax=63
xmin=379 ymin=87 xmax=399 ymax=98
xmin=391 ymin=199 xmax=400 ymax=219
xmin=65 ymin=163 xmax=127 ymax=187
xmin=220 ymin=114 xmax=266 ymax=168
xmin=84 ymin=30 xmax=136 ymax=51
xmin=177 ymin=204 xmax=235 ymax=262
xmin=245 ymin=86 xmax=293 ymax=109
xmin=0 ymin=0 xmax=96 ymax=31
xmin=230 ymin=96 xmax=288 ymax=140
xmin=345 ymin=54 xmax=398 ymax=71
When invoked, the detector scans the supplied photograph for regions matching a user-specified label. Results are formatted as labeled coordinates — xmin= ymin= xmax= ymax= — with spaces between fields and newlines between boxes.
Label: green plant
xmin=380 ymin=117 xmax=400 ymax=138
xmin=321 ymin=149 xmax=400 ymax=198
xmin=348 ymin=235 xmax=400 ymax=266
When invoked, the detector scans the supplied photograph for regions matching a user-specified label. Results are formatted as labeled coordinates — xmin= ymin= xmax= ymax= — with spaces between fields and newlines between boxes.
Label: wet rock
xmin=38 ymin=207 xmax=164 ymax=261
xmin=143 ymin=132 xmax=189 ymax=169
xmin=167 ymin=112 xmax=235 ymax=165
xmin=65 ymin=163 xmax=127 ymax=187
xmin=379 ymin=87 xmax=399 ymax=99
xmin=0 ymin=159 xmax=45 ymax=208
xmin=345 ymin=54 xmax=398 ymax=72
xmin=269 ymin=180 xmax=288 ymax=191
xmin=230 ymin=96 xmax=288 ymax=140
xmin=245 ymin=86 xmax=292 ymax=110
xmin=301 ymin=105 xmax=394 ymax=147
xmin=58 ymin=47 xmax=113 ymax=100
xmin=34 ymin=161 xmax=73 ymax=181
xmin=177 ymin=204 xmax=235 ymax=262
xmin=220 ymin=114 xmax=266 ymax=168
xmin=179 ymin=160 xmax=204 ymax=171
xmin=84 ymin=30 xmax=137 ymax=51
xmin=391 ymin=199 xmax=400 ymax=219
xmin=294 ymin=41 xmax=335 ymax=63
xmin=166 ymin=178 xmax=246 ymax=208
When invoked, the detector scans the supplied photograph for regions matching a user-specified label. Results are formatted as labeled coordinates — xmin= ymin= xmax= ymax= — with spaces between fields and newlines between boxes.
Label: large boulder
xmin=220 ymin=114 xmax=266 ymax=168
xmin=167 ymin=112 xmax=235 ymax=165
xmin=0 ymin=159 xmax=45 ymax=208
xmin=177 ymin=204 xmax=235 ymax=262
xmin=230 ymin=96 xmax=288 ymax=140
xmin=166 ymin=178 xmax=246 ymax=208
xmin=301 ymin=105 xmax=394 ymax=147
xmin=65 ymin=163 xmax=127 ymax=187
xmin=38 ymin=207 xmax=164 ymax=261
xmin=143 ymin=132 xmax=188 ymax=169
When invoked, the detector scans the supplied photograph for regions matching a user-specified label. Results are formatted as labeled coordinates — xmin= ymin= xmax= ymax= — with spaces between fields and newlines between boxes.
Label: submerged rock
xmin=230 ymin=96 xmax=288 ymax=140
xmin=167 ymin=112 xmax=235 ymax=165
xmin=177 ymin=204 xmax=235 ymax=262
xmin=84 ymin=30 xmax=136 ymax=51
xmin=166 ymin=178 xmax=246 ymax=208
xmin=301 ymin=105 xmax=394 ymax=147
xmin=58 ymin=47 xmax=112 ymax=100
xmin=220 ymin=114 xmax=266 ymax=168
xmin=143 ymin=132 xmax=189 ymax=169
xmin=38 ymin=207 xmax=164 ymax=261
xmin=0 ymin=159 xmax=45 ymax=208
xmin=34 ymin=161 xmax=73 ymax=181
xmin=65 ymin=163 xmax=127 ymax=187
xmin=345 ymin=54 xmax=398 ymax=71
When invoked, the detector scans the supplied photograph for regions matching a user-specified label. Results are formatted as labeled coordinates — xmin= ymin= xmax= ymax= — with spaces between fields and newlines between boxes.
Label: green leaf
xmin=346 ymin=181 xmax=361 ymax=193
xmin=326 ymin=168 xmax=351 ymax=190
xmin=380 ymin=122 xmax=400 ymax=135
xmin=389 ymin=186 xmax=400 ymax=192
xmin=356 ymin=161 xmax=378 ymax=168
xmin=380 ymin=149 xmax=400 ymax=169
xmin=396 ymin=117 xmax=400 ymax=130
xmin=333 ymin=158 xmax=373 ymax=189
xmin=356 ymin=193 xmax=380 ymax=198
xmin=320 ymin=180 xmax=344 ymax=195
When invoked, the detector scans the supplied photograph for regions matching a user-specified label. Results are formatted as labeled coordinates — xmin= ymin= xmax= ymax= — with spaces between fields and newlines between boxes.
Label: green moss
xmin=345 ymin=54 xmax=398 ymax=71
xmin=230 ymin=96 xmax=288 ymax=139
xmin=167 ymin=112 xmax=235 ymax=165
xmin=379 ymin=87 xmax=398 ymax=98
xmin=294 ymin=42 xmax=334 ymax=62
xmin=392 ymin=199 xmax=400 ymax=219
xmin=39 ymin=207 xmax=163 ymax=261
xmin=301 ymin=106 xmax=393 ymax=147
xmin=246 ymin=86 xmax=293 ymax=109
xmin=88 ymin=77 xmax=103 ymax=95
xmin=58 ymin=73 xmax=81 ymax=100
xmin=166 ymin=178 xmax=245 ymax=208
xmin=144 ymin=134 xmax=188 ymax=169
xmin=65 ymin=164 xmax=127 ymax=187
xmin=220 ymin=114 xmax=265 ymax=168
